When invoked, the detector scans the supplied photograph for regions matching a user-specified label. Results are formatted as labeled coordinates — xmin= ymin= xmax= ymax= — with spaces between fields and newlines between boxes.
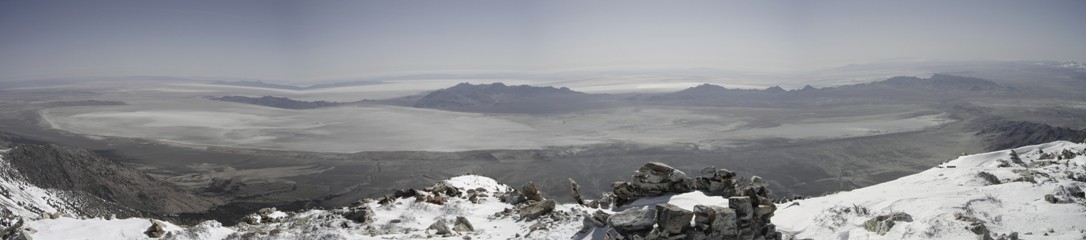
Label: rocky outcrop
xmin=863 ymin=212 xmax=913 ymax=235
xmin=654 ymin=204 xmax=693 ymax=235
xmin=517 ymin=200 xmax=556 ymax=220
xmin=1 ymin=144 xmax=215 ymax=216
xmin=453 ymin=216 xmax=474 ymax=232
xmin=145 ymin=219 xmax=169 ymax=238
xmin=977 ymin=121 xmax=1086 ymax=150
xmin=427 ymin=219 xmax=453 ymax=236
xmin=611 ymin=162 xmax=695 ymax=206
xmin=584 ymin=162 xmax=782 ymax=240
xmin=607 ymin=207 xmax=656 ymax=233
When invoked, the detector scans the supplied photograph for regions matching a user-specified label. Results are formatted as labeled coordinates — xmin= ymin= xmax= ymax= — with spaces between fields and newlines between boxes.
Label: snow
xmin=26 ymin=218 xmax=181 ymax=240
xmin=774 ymin=141 xmax=1086 ymax=239
xmin=617 ymin=191 xmax=729 ymax=211
xmin=443 ymin=175 xmax=507 ymax=192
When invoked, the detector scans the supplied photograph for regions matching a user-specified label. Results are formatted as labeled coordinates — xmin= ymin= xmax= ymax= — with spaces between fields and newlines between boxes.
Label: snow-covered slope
xmin=0 ymin=148 xmax=83 ymax=218
xmin=774 ymin=141 xmax=1086 ymax=239
xmin=5 ymin=141 xmax=1086 ymax=239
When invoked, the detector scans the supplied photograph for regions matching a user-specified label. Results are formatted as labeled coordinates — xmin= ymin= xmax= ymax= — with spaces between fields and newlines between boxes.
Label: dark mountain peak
xmin=872 ymin=74 xmax=1004 ymax=91
xmin=210 ymin=95 xmax=340 ymax=109
xmin=765 ymin=86 xmax=786 ymax=93
xmin=880 ymin=76 xmax=925 ymax=85
xmin=675 ymin=83 xmax=729 ymax=95
xmin=801 ymin=85 xmax=817 ymax=91
xmin=413 ymin=82 xmax=596 ymax=113
xmin=441 ymin=82 xmax=577 ymax=95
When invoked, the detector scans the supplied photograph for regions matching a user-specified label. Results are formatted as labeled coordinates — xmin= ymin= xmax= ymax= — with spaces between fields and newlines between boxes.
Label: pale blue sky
xmin=1 ymin=0 xmax=1084 ymax=82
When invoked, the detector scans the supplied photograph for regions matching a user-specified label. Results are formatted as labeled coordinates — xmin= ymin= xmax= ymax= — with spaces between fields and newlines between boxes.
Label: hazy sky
xmin=2 ymin=0 xmax=1084 ymax=82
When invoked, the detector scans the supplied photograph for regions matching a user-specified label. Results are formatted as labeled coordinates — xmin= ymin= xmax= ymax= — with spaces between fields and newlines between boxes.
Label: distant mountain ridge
xmin=209 ymin=96 xmax=341 ymax=109
xmin=412 ymin=82 xmax=606 ymax=114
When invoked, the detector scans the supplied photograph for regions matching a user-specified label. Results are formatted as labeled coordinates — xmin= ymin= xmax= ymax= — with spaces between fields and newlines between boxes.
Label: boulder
xmin=1044 ymin=194 xmax=1060 ymax=203
xmin=608 ymin=206 xmax=657 ymax=233
xmin=453 ymin=216 xmax=474 ymax=232
xmin=429 ymin=182 xmax=461 ymax=197
xmin=635 ymin=162 xmax=680 ymax=184
xmin=655 ymin=204 xmax=694 ymax=235
xmin=521 ymin=182 xmax=544 ymax=202
xmin=583 ymin=210 xmax=610 ymax=229
xmin=144 ymin=220 xmax=168 ymax=238
xmin=343 ymin=206 xmax=376 ymax=224
xmin=569 ymin=178 xmax=586 ymax=205
xmin=693 ymin=205 xmax=738 ymax=238
xmin=863 ymin=212 xmax=913 ymax=235
xmin=517 ymin=199 xmax=556 ymax=219
xmin=428 ymin=219 xmax=453 ymax=236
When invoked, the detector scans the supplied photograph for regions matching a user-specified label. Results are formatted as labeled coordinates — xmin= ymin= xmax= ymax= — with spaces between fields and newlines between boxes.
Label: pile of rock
xmin=582 ymin=162 xmax=782 ymax=240
xmin=611 ymin=162 xmax=696 ymax=206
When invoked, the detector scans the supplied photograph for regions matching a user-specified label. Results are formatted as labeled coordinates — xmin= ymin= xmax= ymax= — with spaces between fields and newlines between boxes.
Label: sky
xmin=1 ymin=0 xmax=1084 ymax=82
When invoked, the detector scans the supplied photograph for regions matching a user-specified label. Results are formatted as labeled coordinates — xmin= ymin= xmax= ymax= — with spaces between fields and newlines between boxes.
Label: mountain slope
xmin=4 ymin=142 xmax=1085 ymax=239
xmin=774 ymin=141 xmax=1086 ymax=239
xmin=2 ymin=144 xmax=218 ymax=215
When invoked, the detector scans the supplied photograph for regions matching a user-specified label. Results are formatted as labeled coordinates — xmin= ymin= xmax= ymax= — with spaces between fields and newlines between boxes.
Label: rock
xmin=144 ymin=219 xmax=168 ymax=238
xmin=636 ymin=162 xmax=680 ymax=184
xmin=729 ymin=197 xmax=754 ymax=221
xmin=583 ymin=210 xmax=610 ymax=229
xmin=864 ymin=212 xmax=913 ymax=235
xmin=693 ymin=205 xmax=737 ymax=238
xmin=453 ymin=216 xmax=474 ymax=232
xmin=978 ymin=172 xmax=1001 ymax=185
xmin=241 ymin=214 xmax=261 ymax=225
xmin=343 ymin=206 xmax=376 ymax=224
xmin=655 ymin=204 xmax=694 ymax=235
xmin=500 ymin=191 xmax=526 ymax=205
xmin=608 ymin=206 xmax=657 ymax=233
xmin=428 ymin=219 xmax=453 ymax=236
xmin=529 ymin=222 xmax=547 ymax=231
xmin=967 ymin=222 xmax=989 ymax=235
xmin=569 ymin=178 xmax=586 ymax=206
xmin=521 ymin=182 xmax=544 ymax=202
xmin=517 ymin=199 xmax=556 ymax=219
xmin=430 ymin=182 xmax=462 ymax=197
xmin=1044 ymin=194 xmax=1060 ymax=203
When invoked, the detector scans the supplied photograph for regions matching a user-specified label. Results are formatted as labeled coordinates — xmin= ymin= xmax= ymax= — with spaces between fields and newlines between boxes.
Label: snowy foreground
xmin=2 ymin=141 xmax=1086 ymax=239
xmin=775 ymin=141 xmax=1086 ymax=239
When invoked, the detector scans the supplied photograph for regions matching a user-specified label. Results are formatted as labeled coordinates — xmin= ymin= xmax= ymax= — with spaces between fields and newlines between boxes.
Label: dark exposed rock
xmin=428 ymin=182 xmax=462 ymax=198
xmin=1044 ymin=194 xmax=1060 ymax=203
xmin=611 ymin=162 xmax=694 ymax=206
xmin=978 ymin=172 xmax=1001 ymax=185
xmin=521 ymin=182 xmax=544 ymax=202
xmin=582 ymin=210 xmax=610 ymax=230
xmin=341 ymin=206 xmax=375 ymax=224
xmin=654 ymin=204 xmax=693 ymax=235
xmin=864 ymin=212 xmax=913 ymax=235
xmin=693 ymin=205 xmax=737 ymax=238
xmin=517 ymin=200 xmax=556 ymax=220
xmin=428 ymin=219 xmax=453 ymax=236
xmin=144 ymin=219 xmax=168 ymax=238
xmin=977 ymin=121 xmax=1086 ymax=151
xmin=607 ymin=207 xmax=656 ymax=233
xmin=569 ymin=178 xmax=585 ymax=206
xmin=967 ymin=222 xmax=989 ymax=235
xmin=453 ymin=216 xmax=474 ymax=232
